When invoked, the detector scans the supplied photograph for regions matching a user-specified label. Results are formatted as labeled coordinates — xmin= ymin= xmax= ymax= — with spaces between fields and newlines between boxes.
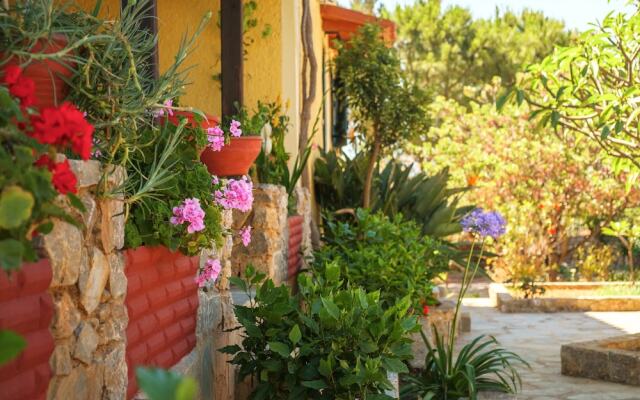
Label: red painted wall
xmin=0 ymin=260 xmax=54 ymax=400
xmin=287 ymin=215 xmax=304 ymax=282
xmin=124 ymin=246 xmax=199 ymax=399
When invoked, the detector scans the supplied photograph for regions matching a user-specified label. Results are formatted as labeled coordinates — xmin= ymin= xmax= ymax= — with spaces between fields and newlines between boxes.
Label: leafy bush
xmin=401 ymin=331 xmax=528 ymax=400
xmin=221 ymin=264 xmax=419 ymax=400
xmin=575 ymin=244 xmax=617 ymax=282
xmin=417 ymin=92 xmax=639 ymax=282
xmin=314 ymin=150 xmax=471 ymax=238
xmin=314 ymin=209 xmax=450 ymax=308
xmin=136 ymin=367 xmax=197 ymax=400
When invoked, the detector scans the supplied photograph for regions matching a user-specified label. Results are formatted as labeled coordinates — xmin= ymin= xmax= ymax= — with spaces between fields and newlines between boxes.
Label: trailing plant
xmin=220 ymin=263 xmax=419 ymax=400
xmin=123 ymin=117 xmax=224 ymax=256
xmin=314 ymin=150 xmax=471 ymax=238
xmin=334 ymin=23 xmax=429 ymax=208
xmin=315 ymin=209 xmax=450 ymax=309
xmin=401 ymin=208 xmax=528 ymax=400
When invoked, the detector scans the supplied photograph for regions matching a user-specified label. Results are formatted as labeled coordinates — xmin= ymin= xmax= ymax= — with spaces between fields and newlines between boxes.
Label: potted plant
xmin=199 ymin=105 xmax=264 ymax=177
xmin=1 ymin=2 xmax=78 ymax=109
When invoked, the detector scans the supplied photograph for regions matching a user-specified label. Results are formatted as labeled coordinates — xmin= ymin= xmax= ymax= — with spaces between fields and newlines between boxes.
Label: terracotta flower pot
xmin=5 ymin=34 xmax=75 ymax=109
xmin=200 ymin=136 xmax=263 ymax=177
xmin=167 ymin=110 xmax=219 ymax=130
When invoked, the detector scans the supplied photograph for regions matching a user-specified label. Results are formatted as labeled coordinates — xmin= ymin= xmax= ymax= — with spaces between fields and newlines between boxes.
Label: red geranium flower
xmin=548 ymin=227 xmax=557 ymax=235
xmin=2 ymin=65 xmax=36 ymax=108
xmin=29 ymin=102 xmax=94 ymax=160
xmin=422 ymin=305 xmax=430 ymax=316
xmin=2 ymin=65 xmax=21 ymax=85
xmin=51 ymin=159 xmax=78 ymax=194
xmin=35 ymin=155 xmax=78 ymax=195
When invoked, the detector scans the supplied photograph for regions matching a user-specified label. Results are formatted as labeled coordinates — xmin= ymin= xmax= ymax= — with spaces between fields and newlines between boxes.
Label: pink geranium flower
xmin=195 ymin=258 xmax=222 ymax=287
xmin=214 ymin=176 xmax=254 ymax=212
xmin=206 ymin=126 xmax=225 ymax=151
xmin=170 ymin=198 xmax=206 ymax=233
xmin=230 ymin=119 xmax=242 ymax=137
xmin=240 ymin=225 xmax=252 ymax=247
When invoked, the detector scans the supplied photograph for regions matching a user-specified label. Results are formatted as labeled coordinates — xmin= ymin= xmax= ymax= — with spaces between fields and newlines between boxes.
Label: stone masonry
xmin=45 ymin=160 xmax=127 ymax=400
xmin=231 ymin=184 xmax=288 ymax=284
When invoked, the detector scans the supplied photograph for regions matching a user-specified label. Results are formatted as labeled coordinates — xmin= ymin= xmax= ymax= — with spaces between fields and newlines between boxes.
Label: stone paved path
xmin=459 ymin=297 xmax=640 ymax=400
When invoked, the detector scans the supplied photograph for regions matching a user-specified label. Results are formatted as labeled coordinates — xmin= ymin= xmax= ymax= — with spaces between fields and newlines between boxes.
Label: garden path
xmin=457 ymin=284 xmax=640 ymax=400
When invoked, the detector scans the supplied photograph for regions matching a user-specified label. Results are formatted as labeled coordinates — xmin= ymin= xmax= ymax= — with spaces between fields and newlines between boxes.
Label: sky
xmin=345 ymin=0 xmax=635 ymax=30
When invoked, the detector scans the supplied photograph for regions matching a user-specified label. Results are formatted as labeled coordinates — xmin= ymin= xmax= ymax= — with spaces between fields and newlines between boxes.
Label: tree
xmin=511 ymin=7 xmax=640 ymax=170
xmin=334 ymin=24 xmax=429 ymax=208
xmin=389 ymin=0 xmax=570 ymax=103
xmin=351 ymin=0 xmax=377 ymax=14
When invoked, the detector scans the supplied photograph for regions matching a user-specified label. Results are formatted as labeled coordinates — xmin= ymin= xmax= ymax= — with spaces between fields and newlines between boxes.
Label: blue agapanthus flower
xmin=461 ymin=208 xmax=506 ymax=239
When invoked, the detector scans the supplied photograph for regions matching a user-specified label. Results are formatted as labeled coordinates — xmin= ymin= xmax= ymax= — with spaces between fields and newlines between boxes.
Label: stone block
xmin=69 ymin=160 xmax=102 ymax=188
xmin=51 ymin=292 xmax=81 ymax=339
xmin=47 ymin=364 xmax=104 ymax=400
xmin=103 ymin=343 xmax=127 ymax=400
xmin=50 ymin=342 xmax=72 ymax=376
xmin=80 ymin=248 xmax=110 ymax=314
xmin=74 ymin=322 xmax=99 ymax=364
xmin=108 ymin=253 xmax=127 ymax=299
xmin=43 ymin=221 xmax=83 ymax=287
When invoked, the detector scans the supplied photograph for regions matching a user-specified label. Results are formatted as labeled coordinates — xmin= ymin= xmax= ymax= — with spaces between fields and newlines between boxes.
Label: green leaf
xmin=382 ymin=357 xmax=408 ymax=373
xmin=301 ymin=379 xmax=328 ymax=390
xmin=0 ymin=330 xmax=26 ymax=365
xmin=601 ymin=125 xmax=611 ymax=140
xmin=228 ymin=276 xmax=247 ymax=292
xmin=288 ymin=324 xmax=301 ymax=345
xmin=0 ymin=186 xmax=34 ymax=229
xmin=67 ymin=193 xmax=87 ymax=212
xmin=0 ymin=239 xmax=24 ymax=271
xmin=321 ymin=296 xmax=340 ymax=320
xmin=136 ymin=367 xmax=197 ymax=400
xmin=268 ymin=341 xmax=290 ymax=358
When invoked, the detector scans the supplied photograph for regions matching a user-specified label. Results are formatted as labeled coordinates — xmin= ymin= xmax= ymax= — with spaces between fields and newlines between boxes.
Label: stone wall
xmin=231 ymin=184 xmax=288 ymax=284
xmin=45 ymin=160 xmax=128 ymax=400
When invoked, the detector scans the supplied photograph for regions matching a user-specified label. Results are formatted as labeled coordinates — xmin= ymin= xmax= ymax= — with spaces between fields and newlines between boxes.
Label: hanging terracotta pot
xmin=166 ymin=110 xmax=262 ymax=177
xmin=200 ymin=136 xmax=263 ymax=177
xmin=5 ymin=34 xmax=75 ymax=109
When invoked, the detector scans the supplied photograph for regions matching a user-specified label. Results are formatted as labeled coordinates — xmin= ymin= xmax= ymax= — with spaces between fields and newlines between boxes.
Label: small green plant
xmin=221 ymin=263 xmax=419 ymax=399
xmin=517 ymin=277 xmax=546 ymax=299
xmin=315 ymin=209 xmax=450 ymax=309
xmin=401 ymin=330 xmax=528 ymax=400
xmin=136 ymin=367 xmax=197 ymax=400
xmin=575 ymin=244 xmax=617 ymax=282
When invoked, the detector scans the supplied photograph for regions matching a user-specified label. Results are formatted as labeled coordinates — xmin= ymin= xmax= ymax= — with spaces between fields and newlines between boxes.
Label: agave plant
xmin=314 ymin=150 xmax=473 ymax=238
xmin=401 ymin=330 xmax=529 ymax=400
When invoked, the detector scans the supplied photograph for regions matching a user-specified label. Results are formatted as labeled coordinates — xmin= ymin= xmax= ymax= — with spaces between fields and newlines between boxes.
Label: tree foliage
xmin=389 ymin=0 xmax=571 ymax=103
xmin=415 ymin=88 xmax=639 ymax=281
xmin=334 ymin=23 xmax=428 ymax=208
xmin=512 ymin=6 xmax=640 ymax=170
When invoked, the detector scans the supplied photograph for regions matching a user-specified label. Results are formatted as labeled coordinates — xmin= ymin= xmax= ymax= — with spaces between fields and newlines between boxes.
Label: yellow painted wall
xmin=244 ymin=0 xmax=283 ymax=112
xmin=157 ymin=0 xmax=221 ymax=115
xmin=64 ymin=0 xmax=120 ymax=18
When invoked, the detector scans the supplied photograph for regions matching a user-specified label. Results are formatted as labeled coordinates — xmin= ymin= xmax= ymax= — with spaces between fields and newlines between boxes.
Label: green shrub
xmin=315 ymin=209 xmax=450 ymax=309
xmin=221 ymin=264 xmax=419 ymax=400
xmin=314 ymin=150 xmax=471 ymax=238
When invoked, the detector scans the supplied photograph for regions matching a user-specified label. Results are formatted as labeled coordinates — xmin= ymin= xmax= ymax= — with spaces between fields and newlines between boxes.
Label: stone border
xmin=489 ymin=282 xmax=640 ymax=313
xmin=561 ymin=333 xmax=640 ymax=385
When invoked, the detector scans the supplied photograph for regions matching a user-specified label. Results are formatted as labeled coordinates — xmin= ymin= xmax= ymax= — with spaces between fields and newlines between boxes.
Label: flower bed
xmin=124 ymin=246 xmax=199 ymax=399
xmin=561 ymin=333 xmax=640 ymax=386
xmin=489 ymin=282 xmax=640 ymax=312
xmin=0 ymin=260 xmax=53 ymax=400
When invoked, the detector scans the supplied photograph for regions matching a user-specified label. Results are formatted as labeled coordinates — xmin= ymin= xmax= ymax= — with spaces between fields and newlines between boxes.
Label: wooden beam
xmin=121 ymin=0 xmax=159 ymax=80
xmin=221 ymin=0 xmax=244 ymax=116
